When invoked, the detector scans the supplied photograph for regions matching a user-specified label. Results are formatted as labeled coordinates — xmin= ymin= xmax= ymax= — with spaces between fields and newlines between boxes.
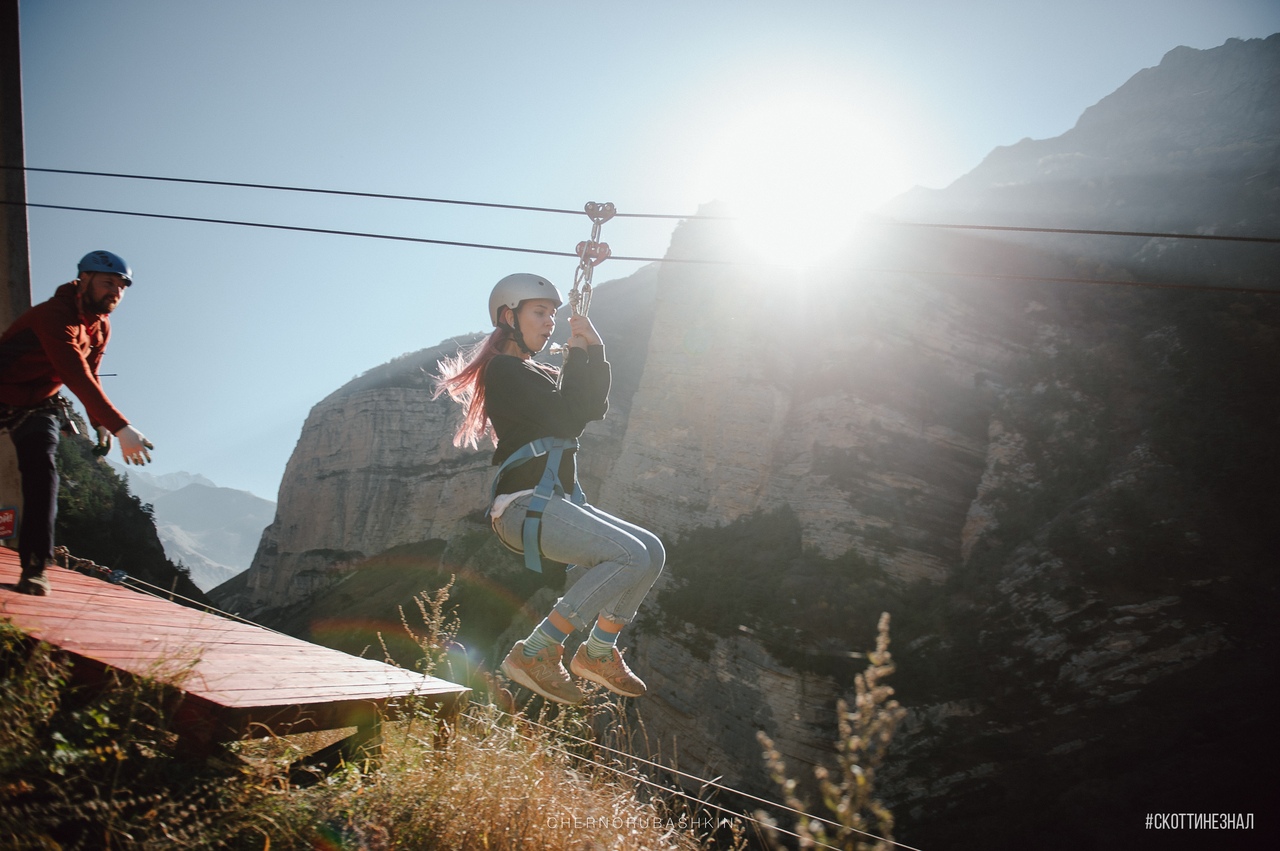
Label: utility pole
xmin=1 ymin=0 xmax=29 ymax=326
xmin=1 ymin=0 xmax=31 ymax=536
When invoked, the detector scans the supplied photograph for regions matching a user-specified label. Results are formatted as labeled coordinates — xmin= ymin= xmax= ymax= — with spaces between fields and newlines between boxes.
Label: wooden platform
xmin=0 ymin=546 xmax=469 ymax=759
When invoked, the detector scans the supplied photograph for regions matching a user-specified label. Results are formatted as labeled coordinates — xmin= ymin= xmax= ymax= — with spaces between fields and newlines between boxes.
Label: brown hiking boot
xmin=16 ymin=560 xmax=52 ymax=596
xmin=501 ymin=641 xmax=583 ymax=705
xmin=570 ymin=644 xmax=647 ymax=698
xmin=15 ymin=572 xmax=51 ymax=596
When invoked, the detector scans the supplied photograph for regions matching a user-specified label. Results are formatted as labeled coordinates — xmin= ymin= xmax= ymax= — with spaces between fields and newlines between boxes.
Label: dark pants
xmin=9 ymin=411 xmax=60 ymax=575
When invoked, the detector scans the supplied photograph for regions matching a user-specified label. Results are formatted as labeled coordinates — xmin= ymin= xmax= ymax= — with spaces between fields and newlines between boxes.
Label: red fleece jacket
xmin=0 ymin=282 xmax=129 ymax=433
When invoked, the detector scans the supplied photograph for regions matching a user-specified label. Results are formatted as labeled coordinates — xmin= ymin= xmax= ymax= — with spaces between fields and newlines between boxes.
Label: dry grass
xmin=1 ymin=584 xmax=730 ymax=850
xmin=277 ymin=704 xmax=713 ymax=851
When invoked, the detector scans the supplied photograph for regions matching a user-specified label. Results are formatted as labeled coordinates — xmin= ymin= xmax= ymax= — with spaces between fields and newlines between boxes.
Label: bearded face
xmin=79 ymin=273 xmax=129 ymax=315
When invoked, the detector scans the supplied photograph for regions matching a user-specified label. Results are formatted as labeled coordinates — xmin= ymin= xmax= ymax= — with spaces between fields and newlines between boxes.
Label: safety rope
xmin=458 ymin=706 xmax=793 ymax=846
xmin=48 ymin=545 xmax=128 ymax=585
xmin=111 ymin=572 xmax=290 ymax=634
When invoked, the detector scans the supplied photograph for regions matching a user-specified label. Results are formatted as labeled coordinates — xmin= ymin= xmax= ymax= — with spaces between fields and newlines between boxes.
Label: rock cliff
xmin=243 ymin=371 xmax=492 ymax=606
xmin=215 ymin=35 xmax=1280 ymax=849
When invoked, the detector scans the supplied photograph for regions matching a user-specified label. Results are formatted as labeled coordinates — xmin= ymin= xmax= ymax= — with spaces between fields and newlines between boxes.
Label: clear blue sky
xmin=16 ymin=0 xmax=1280 ymax=500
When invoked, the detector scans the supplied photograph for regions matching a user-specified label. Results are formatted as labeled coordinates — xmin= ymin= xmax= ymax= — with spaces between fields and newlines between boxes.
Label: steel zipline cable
xmin=7 ymin=165 xmax=704 ymax=220
xmin=5 ymin=198 xmax=1280 ymax=296
xmin=10 ymin=200 xmax=588 ymax=261
xmin=6 ymin=164 xmax=1280 ymax=295
xmin=10 ymin=164 xmax=1280 ymax=243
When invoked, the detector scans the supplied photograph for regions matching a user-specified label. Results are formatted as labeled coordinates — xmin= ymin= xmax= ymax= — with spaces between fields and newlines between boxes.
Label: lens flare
xmin=701 ymin=92 xmax=911 ymax=268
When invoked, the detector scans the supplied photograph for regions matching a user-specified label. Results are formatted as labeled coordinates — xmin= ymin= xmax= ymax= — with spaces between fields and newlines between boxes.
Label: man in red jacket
xmin=0 ymin=250 xmax=154 ymax=595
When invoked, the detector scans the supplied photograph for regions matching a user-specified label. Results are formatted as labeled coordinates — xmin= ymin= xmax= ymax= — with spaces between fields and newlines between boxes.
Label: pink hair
xmin=436 ymin=303 xmax=567 ymax=449
xmin=433 ymin=328 xmax=508 ymax=449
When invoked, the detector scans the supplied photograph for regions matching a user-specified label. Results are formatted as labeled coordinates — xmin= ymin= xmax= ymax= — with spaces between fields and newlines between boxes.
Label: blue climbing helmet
xmin=77 ymin=250 xmax=132 ymax=284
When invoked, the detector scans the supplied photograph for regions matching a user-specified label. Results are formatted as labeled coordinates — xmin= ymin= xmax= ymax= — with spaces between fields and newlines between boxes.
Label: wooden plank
xmin=1 ymin=548 xmax=469 ymax=743
xmin=19 ymin=619 xmax=320 ymax=648
xmin=68 ymin=649 xmax=410 ymax=672
xmin=202 ymin=679 xmax=463 ymax=698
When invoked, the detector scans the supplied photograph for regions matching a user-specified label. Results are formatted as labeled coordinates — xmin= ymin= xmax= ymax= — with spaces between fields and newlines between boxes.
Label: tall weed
xmin=758 ymin=613 xmax=906 ymax=851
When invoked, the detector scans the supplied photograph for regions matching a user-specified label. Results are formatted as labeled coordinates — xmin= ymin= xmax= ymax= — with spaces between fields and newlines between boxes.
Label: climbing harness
xmin=567 ymin=201 xmax=615 ymax=318
xmin=0 ymin=394 xmax=80 ymax=437
xmin=489 ymin=437 xmax=586 ymax=573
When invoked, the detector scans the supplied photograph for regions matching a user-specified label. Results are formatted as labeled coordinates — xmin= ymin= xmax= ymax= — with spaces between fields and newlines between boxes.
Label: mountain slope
xmin=114 ymin=465 xmax=276 ymax=591
xmin=885 ymin=33 xmax=1280 ymax=291
xmin=52 ymin=430 xmax=209 ymax=605
xmin=149 ymin=484 xmax=275 ymax=591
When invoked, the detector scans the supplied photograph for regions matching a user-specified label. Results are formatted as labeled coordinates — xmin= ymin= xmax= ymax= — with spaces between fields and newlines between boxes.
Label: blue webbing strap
xmin=490 ymin=437 xmax=584 ymax=573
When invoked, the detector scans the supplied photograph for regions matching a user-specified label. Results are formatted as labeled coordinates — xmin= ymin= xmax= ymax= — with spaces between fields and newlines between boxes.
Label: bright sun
xmin=701 ymin=92 xmax=911 ymax=268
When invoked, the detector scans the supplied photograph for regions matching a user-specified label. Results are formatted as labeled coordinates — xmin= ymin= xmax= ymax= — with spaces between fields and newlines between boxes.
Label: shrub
xmin=757 ymin=613 xmax=906 ymax=851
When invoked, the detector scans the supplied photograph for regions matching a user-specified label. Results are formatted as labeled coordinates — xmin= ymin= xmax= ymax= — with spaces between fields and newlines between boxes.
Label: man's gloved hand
xmin=114 ymin=425 xmax=154 ymax=465
xmin=94 ymin=425 xmax=113 ymax=457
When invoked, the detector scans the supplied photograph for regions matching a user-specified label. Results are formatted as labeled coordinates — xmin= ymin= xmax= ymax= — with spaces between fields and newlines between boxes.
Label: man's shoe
xmin=570 ymin=644 xmax=646 ymax=698
xmin=15 ymin=572 xmax=51 ymax=596
xmin=501 ymin=641 xmax=583 ymax=705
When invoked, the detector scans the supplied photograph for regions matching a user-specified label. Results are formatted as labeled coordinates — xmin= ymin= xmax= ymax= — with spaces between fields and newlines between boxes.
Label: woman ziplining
xmin=433 ymin=204 xmax=665 ymax=705
xmin=434 ymin=273 xmax=665 ymax=704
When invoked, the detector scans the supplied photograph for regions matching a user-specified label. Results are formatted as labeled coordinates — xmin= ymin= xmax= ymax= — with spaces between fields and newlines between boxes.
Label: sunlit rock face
xmin=241 ymin=369 xmax=492 ymax=609
xmin=598 ymin=218 xmax=1024 ymax=584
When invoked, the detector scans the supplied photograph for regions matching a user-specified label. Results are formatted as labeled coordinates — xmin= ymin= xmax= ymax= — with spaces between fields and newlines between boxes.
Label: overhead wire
xmin=7 ymin=197 xmax=1277 ymax=296
xmin=10 ymin=200 xmax=585 ymax=261
xmin=10 ymin=164 xmax=1280 ymax=242
xmin=889 ymin=219 xmax=1280 ymax=245
xmin=12 ymin=165 xmax=603 ymax=219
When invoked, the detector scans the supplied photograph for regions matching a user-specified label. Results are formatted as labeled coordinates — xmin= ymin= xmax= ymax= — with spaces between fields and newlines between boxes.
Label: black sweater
xmin=485 ymin=344 xmax=610 ymax=496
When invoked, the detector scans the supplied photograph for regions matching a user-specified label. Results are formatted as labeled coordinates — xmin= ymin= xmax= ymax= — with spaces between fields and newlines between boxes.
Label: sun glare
xmin=701 ymin=93 xmax=911 ymax=269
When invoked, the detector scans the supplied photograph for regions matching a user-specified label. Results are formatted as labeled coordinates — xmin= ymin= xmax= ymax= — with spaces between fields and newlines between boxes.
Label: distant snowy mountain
xmin=112 ymin=464 xmax=275 ymax=591
xmin=118 ymin=469 xmax=217 ymax=502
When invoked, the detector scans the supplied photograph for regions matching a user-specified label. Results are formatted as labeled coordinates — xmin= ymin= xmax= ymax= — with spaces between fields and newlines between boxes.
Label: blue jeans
xmin=493 ymin=494 xmax=665 ymax=632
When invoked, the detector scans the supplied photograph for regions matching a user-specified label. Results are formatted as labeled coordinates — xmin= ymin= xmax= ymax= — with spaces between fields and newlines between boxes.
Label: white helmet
xmin=489 ymin=273 xmax=563 ymax=326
